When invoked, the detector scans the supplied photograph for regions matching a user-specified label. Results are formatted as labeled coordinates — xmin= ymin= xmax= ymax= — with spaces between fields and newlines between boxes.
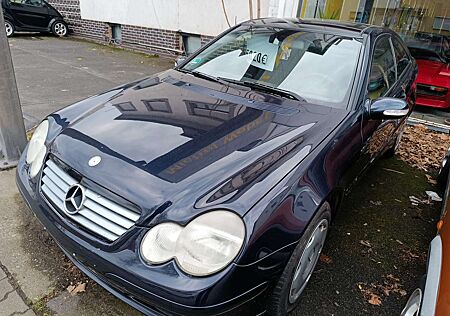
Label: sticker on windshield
xmin=190 ymin=58 xmax=202 ymax=64
xmin=245 ymin=41 xmax=278 ymax=72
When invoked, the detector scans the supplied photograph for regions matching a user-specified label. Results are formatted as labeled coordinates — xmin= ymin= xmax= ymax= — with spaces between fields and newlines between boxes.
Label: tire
xmin=5 ymin=20 xmax=15 ymax=37
xmin=268 ymin=202 xmax=331 ymax=315
xmin=51 ymin=21 xmax=68 ymax=37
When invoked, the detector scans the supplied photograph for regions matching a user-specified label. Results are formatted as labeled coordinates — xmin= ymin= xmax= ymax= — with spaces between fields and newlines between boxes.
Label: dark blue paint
xmin=16 ymin=19 xmax=417 ymax=315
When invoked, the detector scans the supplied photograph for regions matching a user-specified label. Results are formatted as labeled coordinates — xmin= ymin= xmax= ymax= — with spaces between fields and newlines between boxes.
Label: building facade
xmin=47 ymin=0 xmax=449 ymax=57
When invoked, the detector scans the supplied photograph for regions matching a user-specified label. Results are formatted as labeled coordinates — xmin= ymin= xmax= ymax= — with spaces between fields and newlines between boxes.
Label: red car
xmin=407 ymin=33 xmax=450 ymax=109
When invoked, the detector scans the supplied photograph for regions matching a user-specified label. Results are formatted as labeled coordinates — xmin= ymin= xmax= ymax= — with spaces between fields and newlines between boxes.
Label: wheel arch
xmin=47 ymin=17 xmax=66 ymax=31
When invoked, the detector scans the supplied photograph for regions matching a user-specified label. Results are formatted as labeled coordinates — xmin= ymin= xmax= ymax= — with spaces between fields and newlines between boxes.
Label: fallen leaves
xmin=368 ymin=294 xmax=382 ymax=306
xmin=357 ymin=274 xmax=408 ymax=307
xmin=320 ymin=254 xmax=333 ymax=264
xmin=426 ymin=174 xmax=438 ymax=185
xmin=67 ymin=282 xmax=87 ymax=296
xmin=398 ymin=125 xmax=450 ymax=172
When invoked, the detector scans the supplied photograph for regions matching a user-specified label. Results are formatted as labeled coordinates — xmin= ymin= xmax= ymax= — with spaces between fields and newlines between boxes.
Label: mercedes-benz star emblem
xmin=64 ymin=184 xmax=86 ymax=215
xmin=88 ymin=156 xmax=101 ymax=167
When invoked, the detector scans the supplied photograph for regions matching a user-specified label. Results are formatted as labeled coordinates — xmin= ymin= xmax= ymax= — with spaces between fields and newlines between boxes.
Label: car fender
xmin=3 ymin=11 xmax=13 ymax=23
xmin=47 ymin=17 xmax=66 ymax=31
xmin=236 ymin=137 xmax=345 ymax=267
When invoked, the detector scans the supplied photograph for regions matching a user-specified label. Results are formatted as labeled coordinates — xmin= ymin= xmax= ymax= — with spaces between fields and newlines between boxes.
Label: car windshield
xmin=181 ymin=26 xmax=363 ymax=108
xmin=406 ymin=33 xmax=449 ymax=62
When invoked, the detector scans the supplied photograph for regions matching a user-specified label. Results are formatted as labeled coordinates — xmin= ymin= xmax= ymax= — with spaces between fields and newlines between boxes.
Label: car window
xmin=392 ymin=38 xmax=410 ymax=77
xmin=444 ymin=37 xmax=450 ymax=52
xmin=182 ymin=26 xmax=362 ymax=108
xmin=368 ymin=36 xmax=396 ymax=100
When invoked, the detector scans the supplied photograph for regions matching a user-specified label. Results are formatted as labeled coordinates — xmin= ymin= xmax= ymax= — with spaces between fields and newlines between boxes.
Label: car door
xmin=389 ymin=35 xmax=416 ymax=145
xmin=8 ymin=0 xmax=49 ymax=30
xmin=359 ymin=34 xmax=411 ymax=168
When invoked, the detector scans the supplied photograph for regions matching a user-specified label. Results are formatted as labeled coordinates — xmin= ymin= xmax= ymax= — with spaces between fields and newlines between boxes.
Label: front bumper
xmin=16 ymin=157 xmax=271 ymax=316
xmin=416 ymin=92 xmax=450 ymax=109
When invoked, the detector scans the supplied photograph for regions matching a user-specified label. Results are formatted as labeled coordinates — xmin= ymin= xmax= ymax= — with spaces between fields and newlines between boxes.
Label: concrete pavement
xmin=9 ymin=34 xmax=173 ymax=124
xmin=0 ymin=265 xmax=35 ymax=316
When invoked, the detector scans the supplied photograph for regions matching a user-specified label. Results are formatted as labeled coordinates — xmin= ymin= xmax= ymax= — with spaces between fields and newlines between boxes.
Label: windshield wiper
xmin=178 ymin=69 xmax=230 ymax=85
xmin=217 ymin=77 xmax=306 ymax=102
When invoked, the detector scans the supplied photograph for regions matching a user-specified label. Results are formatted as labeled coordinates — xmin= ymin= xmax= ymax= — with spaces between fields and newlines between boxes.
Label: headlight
xmin=141 ymin=211 xmax=245 ymax=276
xmin=26 ymin=120 xmax=49 ymax=178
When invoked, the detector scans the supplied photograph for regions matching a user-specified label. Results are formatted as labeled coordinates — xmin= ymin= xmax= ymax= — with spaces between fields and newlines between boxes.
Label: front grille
xmin=417 ymin=84 xmax=448 ymax=97
xmin=41 ymin=159 xmax=141 ymax=242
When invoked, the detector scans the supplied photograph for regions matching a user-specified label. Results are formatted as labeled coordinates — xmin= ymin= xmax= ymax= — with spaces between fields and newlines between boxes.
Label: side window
xmin=392 ymin=38 xmax=410 ymax=77
xmin=368 ymin=36 xmax=396 ymax=100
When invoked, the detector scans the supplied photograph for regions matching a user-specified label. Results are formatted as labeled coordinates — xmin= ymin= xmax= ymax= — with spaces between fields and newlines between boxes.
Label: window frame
xmin=366 ymin=33 xmax=399 ymax=100
xmin=391 ymin=36 xmax=412 ymax=80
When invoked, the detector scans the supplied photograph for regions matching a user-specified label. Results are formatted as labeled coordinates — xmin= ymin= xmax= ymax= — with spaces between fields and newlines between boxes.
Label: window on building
xmin=368 ymin=36 xmax=397 ymax=100
xmin=302 ymin=0 xmax=327 ymax=18
xmin=143 ymin=99 xmax=172 ymax=113
xmin=182 ymin=33 xmax=202 ymax=56
xmin=114 ymin=102 xmax=136 ymax=112
xmin=109 ymin=24 xmax=122 ymax=44
xmin=186 ymin=101 xmax=232 ymax=122
xmin=433 ymin=17 xmax=450 ymax=32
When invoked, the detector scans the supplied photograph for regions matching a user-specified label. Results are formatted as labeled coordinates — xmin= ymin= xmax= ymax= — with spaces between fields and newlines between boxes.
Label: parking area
xmin=0 ymin=36 xmax=445 ymax=315
xmin=9 ymin=34 xmax=173 ymax=125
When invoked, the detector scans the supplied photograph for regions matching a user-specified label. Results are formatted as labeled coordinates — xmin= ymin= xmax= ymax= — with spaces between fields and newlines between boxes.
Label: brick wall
xmin=47 ymin=0 xmax=106 ymax=41
xmin=45 ymin=0 xmax=196 ymax=57
xmin=120 ymin=25 xmax=181 ymax=57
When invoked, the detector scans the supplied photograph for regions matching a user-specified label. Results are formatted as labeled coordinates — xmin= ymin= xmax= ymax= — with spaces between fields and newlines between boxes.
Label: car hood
xmin=49 ymin=70 xmax=348 ymax=223
xmin=416 ymin=59 xmax=450 ymax=87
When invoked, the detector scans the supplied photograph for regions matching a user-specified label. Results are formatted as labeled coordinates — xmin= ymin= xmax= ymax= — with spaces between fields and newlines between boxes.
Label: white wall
xmin=80 ymin=0 xmax=284 ymax=36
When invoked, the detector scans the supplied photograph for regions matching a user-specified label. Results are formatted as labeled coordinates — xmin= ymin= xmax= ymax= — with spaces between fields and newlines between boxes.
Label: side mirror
xmin=369 ymin=97 xmax=409 ymax=120
xmin=174 ymin=56 xmax=187 ymax=67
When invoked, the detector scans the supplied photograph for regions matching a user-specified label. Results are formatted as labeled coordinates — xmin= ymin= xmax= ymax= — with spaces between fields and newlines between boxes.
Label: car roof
xmin=243 ymin=18 xmax=390 ymax=38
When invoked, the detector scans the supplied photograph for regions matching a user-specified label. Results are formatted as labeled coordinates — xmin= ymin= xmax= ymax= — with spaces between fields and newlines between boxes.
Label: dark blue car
xmin=17 ymin=19 xmax=417 ymax=315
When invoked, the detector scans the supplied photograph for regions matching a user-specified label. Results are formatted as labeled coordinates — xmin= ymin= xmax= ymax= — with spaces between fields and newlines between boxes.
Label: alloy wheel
xmin=5 ymin=21 xmax=13 ymax=37
xmin=54 ymin=23 xmax=67 ymax=36
xmin=289 ymin=218 xmax=329 ymax=304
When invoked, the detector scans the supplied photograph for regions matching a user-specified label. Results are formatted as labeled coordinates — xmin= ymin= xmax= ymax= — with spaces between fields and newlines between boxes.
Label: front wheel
xmin=268 ymin=203 xmax=331 ymax=315
xmin=5 ymin=20 xmax=15 ymax=37
xmin=51 ymin=21 xmax=68 ymax=37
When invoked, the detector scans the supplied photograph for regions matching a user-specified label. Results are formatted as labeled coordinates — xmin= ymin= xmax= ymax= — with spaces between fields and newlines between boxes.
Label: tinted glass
xmin=392 ymin=38 xmax=410 ymax=77
xmin=182 ymin=26 xmax=363 ymax=108
xmin=368 ymin=37 xmax=396 ymax=100
xmin=406 ymin=33 xmax=448 ymax=62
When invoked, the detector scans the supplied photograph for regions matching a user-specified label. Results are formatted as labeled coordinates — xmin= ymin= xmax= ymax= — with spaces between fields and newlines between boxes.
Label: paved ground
xmin=0 ymin=35 xmax=443 ymax=315
xmin=411 ymin=106 xmax=450 ymax=126
xmin=9 ymin=34 xmax=173 ymax=124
